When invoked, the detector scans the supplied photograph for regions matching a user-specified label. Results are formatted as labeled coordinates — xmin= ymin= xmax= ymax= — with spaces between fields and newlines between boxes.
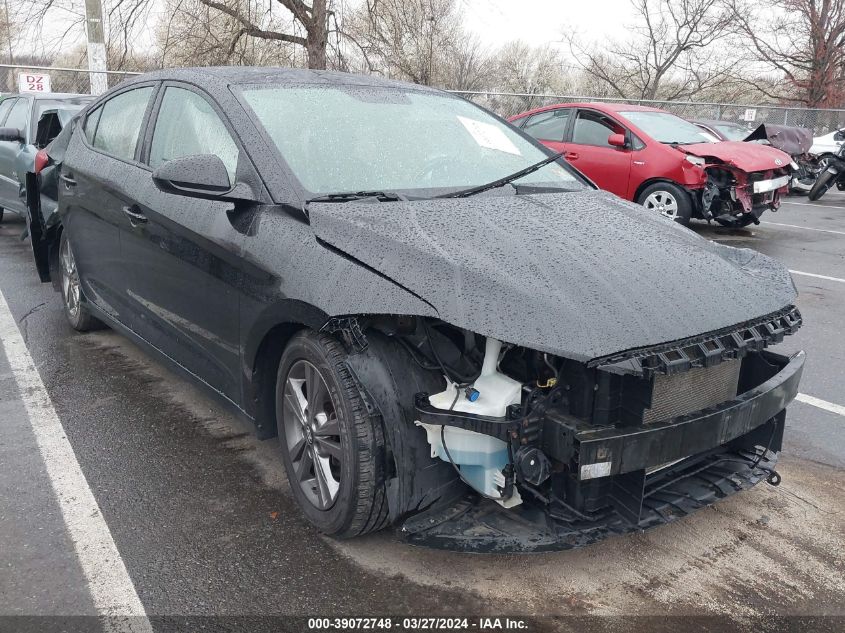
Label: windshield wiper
xmin=437 ymin=150 xmax=567 ymax=199
xmin=305 ymin=190 xmax=409 ymax=204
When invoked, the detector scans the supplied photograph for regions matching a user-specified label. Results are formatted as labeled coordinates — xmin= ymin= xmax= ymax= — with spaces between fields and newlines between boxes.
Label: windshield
xmin=239 ymin=85 xmax=585 ymax=196
xmin=620 ymin=110 xmax=716 ymax=145
xmin=713 ymin=123 xmax=748 ymax=141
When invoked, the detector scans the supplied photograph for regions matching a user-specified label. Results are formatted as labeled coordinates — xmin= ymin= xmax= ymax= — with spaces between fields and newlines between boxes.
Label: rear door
xmin=60 ymin=84 xmax=157 ymax=324
xmin=120 ymin=82 xmax=248 ymax=401
xmin=564 ymin=109 xmax=633 ymax=198
xmin=519 ymin=108 xmax=572 ymax=153
xmin=0 ymin=97 xmax=31 ymax=213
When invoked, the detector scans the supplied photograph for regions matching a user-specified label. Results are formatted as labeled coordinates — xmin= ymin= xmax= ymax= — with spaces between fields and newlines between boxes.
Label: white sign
xmin=457 ymin=115 xmax=522 ymax=155
xmin=18 ymin=73 xmax=51 ymax=93
xmin=743 ymin=108 xmax=757 ymax=122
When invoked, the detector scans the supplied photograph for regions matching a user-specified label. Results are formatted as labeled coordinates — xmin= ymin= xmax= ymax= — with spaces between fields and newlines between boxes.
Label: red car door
xmin=564 ymin=109 xmax=633 ymax=198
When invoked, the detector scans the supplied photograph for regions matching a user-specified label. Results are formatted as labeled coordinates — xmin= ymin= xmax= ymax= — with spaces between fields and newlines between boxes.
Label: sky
xmin=461 ymin=0 xmax=637 ymax=49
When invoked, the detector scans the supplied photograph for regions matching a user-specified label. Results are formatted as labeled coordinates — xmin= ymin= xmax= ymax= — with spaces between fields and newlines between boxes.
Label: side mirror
xmin=0 ymin=127 xmax=24 ymax=143
xmin=151 ymin=154 xmax=257 ymax=202
xmin=608 ymin=133 xmax=628 ymax=149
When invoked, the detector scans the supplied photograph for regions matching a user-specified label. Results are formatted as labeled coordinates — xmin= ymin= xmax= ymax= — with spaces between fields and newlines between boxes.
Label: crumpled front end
xmin=700 ymin=164 xmax=791 ymax=226
xmin=402 ymin=307 xmax=803 ymax=552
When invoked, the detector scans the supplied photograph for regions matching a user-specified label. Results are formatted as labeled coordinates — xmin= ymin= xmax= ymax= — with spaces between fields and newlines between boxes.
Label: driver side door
xmin=564 ymin=109 xmax=633 ymax=198
xmin=120 ymin=83 xmax=248 ymax=402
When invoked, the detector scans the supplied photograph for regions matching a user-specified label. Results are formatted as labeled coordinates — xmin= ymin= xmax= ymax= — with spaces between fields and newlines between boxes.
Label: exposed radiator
xmin=644 ymin=359 xmax=741 ymax=423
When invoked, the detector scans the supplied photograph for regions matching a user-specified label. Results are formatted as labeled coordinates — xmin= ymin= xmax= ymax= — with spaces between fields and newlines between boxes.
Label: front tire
xmin=58 ymin=232 xmax=103 ymax=332
xmin=809 ymin=169 xmax=836 ymax=201
xmin=276 ymin=331 xmax=389 ymax=538
xmin=637 ymin=182 xmax=692 ymax=226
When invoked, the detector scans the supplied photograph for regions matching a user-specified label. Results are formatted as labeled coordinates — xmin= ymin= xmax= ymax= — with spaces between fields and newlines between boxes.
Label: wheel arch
xmin=633 ymin=177 xmax=693 ymax=204
xmin=243 ymin=299 xmax=334 ymax=438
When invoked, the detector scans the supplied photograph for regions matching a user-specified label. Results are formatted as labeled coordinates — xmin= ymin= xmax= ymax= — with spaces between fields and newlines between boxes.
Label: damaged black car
xmin=28 ymin=68 xmax=805 ymax=552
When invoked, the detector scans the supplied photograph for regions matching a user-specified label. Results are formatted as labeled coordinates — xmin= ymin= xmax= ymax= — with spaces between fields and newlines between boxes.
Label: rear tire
xmin=809 ymin=169 xmax=836 ymax=201
xmin=276 ymin=331 xmax=389 ymax=538
xmin=637 ymin=182 xmax=692 ymax=226
xmin=58 ymin=232 xmax=104 ymax=332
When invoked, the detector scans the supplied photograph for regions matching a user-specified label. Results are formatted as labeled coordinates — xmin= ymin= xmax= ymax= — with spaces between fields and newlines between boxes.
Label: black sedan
xmin=29 ymin=68 xmax=805 ymax=551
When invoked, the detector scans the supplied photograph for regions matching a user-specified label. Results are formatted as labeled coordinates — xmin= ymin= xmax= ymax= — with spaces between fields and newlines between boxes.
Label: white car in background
xmin=810 ymin=127 xmax=845 ymax=162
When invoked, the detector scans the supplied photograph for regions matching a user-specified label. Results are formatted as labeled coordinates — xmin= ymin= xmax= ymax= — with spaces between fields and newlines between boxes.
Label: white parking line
xmin=796 ymin=393 xmax=845 ymax=418
xmin=761 ymin=221 xmax=845 ymax=236
xmin=789 ymin=269 xmax=845 ymax=284
xmin=0 ymin=289 xmax=151 ymax=633
xmin=780 ymin=200 xmax=845 ymax=209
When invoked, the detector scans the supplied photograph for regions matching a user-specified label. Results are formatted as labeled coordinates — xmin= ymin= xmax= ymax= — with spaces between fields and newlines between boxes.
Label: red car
xmin=509 ymin=103 xmax=793 ymax=227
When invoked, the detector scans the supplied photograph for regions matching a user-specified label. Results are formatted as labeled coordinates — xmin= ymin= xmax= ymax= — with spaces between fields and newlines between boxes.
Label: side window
xmin=0 ymin=98 xmax=15 ymax=125
xmin=84 ymin=106 xmax=102 ymax=144
xmin=92 ymin=87 xmax=154 ymax=161
xmin=572 ymin=111 xmax=623 ymax=147
xmin=5 ymin=98 xmax=31 ymax=134
xmin=149 ymin=87 xmax=239 ymax=181
xmin=521 ymin=109 xmax=571 ymax=142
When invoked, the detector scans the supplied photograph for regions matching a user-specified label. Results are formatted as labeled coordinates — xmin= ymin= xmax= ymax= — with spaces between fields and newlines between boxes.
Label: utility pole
xmin=3 ymin=0 xmax=12 ymax=63
xmin=84 ymin=0 xmax=108 ymax=95
xmin=2 ymin=0 xmax=12 ymax=93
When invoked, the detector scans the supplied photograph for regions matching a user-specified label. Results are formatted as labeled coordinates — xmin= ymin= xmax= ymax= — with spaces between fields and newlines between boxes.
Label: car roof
xmin=119 ymin=67 xmax=441 ymax=94
xmin=511 ymin=101 xmax=668 ymax=119
xmin=2 ymin=92 xmax=92 ymax=100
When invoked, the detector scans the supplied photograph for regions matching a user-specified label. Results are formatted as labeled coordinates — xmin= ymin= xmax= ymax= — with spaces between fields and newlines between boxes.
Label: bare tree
xmin=194 ymin=0 xmax=330 ymax=69
xmin=15 ymin=0 xmax=331 ymax=70
xmin=441 ymin=34 xmax=493 ymax=91
xmin=565 ymin=0 xmax=733 ymax=101
xmin=476 ymin=41 xmax=571 ymax=115
xmin=157 ymin=0 xmax=302 ymax=67
xmin=725 ymin=0 xmax=845 ymax=107
xmin=343 ymin=0 xmax=463 ymax=85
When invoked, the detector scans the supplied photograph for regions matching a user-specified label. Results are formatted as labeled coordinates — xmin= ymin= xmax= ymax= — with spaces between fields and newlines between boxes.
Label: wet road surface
xmin=0 ymin=194 xmax=843 ymax=630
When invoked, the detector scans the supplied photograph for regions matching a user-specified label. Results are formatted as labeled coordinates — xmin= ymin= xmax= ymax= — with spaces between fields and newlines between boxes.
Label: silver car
xmin=0 ymin=93 xmax=93 ymax=223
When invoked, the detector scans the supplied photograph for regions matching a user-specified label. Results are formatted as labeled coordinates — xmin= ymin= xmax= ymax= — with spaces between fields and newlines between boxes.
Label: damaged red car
xmin=510 ymin=103 xmax=793 ymax=227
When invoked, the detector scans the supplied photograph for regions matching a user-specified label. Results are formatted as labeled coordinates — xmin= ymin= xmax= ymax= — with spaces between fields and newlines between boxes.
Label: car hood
xmin=680 ymin=141 xmax=792 ymax=172
xmin=309 ymin=191 xmax=796 ymax=361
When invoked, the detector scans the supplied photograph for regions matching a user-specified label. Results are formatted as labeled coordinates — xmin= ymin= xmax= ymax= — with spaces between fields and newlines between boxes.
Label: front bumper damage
xmin=406 ymin=348 xmax=804 ymax=552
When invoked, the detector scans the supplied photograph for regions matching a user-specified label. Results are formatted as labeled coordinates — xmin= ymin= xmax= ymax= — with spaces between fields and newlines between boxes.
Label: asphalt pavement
xmin=0 ymin=193 xmax=843 ymax=631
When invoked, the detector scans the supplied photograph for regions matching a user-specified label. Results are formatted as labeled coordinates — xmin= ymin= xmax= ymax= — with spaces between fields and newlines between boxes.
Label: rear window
xmin=33 ymin=99 xmax=88 ymax=128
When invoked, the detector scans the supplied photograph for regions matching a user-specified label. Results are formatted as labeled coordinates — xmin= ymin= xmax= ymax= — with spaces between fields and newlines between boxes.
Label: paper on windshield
xmin=457 ymin=116 xmax=521 ymax=155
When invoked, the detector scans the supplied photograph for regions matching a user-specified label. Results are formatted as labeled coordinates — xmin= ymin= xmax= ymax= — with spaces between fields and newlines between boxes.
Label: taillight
xmin=34 ymin=149 xmax=49 ymax=174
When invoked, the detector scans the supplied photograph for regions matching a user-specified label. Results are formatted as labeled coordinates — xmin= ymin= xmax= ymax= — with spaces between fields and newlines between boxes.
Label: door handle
xmin=564 ymin=151 xmax=579 ymax=160
xmin=59 ymin=173 xmax=77 ymax=187
xmin=123 ymin=205 xmax=148 ymax=226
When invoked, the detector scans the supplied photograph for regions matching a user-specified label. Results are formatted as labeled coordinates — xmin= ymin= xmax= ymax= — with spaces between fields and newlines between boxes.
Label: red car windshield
xmin=621 ymin=111 xmax=716 ymax=145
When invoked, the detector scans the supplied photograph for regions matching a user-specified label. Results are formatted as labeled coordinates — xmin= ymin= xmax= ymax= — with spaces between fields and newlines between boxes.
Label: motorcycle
xmin=808 ymin=143 xmax=845 ymax=201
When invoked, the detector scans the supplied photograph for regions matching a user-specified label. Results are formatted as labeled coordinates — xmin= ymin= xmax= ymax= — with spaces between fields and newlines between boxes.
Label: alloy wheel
xmin=60 ymin=237 xmax=81 ymax=319
xmin=282 ymin=360 xmax=343 ymax=510
xmin=644 ymin=190 xmax=679 ymax=219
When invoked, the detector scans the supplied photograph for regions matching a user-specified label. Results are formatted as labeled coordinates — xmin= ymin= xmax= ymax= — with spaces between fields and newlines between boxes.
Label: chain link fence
xmin=0 ymin=64 xmax=141 ymax=96
xmin=449 ymin=91 xmax=845 ymax=135
xmin=3 ymin=64 xmax=844 ymax=135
